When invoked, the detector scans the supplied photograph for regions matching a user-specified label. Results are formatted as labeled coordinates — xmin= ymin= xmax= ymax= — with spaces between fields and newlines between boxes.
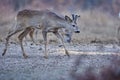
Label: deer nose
xmin=75 ymin=31 xmax=80 ymax=33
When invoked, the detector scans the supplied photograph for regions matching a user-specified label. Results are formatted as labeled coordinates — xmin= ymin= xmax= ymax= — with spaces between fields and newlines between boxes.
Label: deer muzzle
xmin=75 ymin=31 xmax=80 ymax=33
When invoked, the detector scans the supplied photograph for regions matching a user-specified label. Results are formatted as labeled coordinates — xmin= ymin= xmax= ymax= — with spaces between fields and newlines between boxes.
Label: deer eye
xmin=72 ymin=25 xmax=75 ymax=27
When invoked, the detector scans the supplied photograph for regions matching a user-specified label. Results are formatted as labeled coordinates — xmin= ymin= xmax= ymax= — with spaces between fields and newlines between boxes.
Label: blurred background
xmin=0 ymin=0 xmax=120 ymax=44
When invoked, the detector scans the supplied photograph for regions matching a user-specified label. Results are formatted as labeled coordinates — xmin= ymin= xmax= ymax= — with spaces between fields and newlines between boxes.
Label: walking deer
xmin=2 ymin=9 xmax=80 ymax=58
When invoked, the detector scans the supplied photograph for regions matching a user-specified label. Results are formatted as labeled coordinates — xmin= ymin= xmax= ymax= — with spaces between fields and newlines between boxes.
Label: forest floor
xmin=0 ymin=42 xmax=120 ymax=80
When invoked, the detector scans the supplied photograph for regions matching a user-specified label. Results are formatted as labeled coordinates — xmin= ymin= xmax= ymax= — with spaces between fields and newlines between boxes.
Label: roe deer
xmin=2 ymin=9 xmax=80 ymax=58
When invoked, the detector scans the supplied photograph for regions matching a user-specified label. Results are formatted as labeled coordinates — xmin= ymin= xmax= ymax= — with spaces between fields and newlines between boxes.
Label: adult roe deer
xmin=2 ymin=9 xmax=80 ymax=58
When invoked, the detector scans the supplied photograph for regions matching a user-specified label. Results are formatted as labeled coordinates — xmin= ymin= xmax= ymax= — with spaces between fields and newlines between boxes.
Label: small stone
xmin=58 ymin=45 xmax=63 ymax=47
xmin=39 ymin=47 xmax=42 ymax=50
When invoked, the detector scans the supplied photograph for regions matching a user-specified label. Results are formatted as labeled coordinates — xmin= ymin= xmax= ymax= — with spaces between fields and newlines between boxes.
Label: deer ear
xmin=65 ymin=15 xmax=72 ymax=23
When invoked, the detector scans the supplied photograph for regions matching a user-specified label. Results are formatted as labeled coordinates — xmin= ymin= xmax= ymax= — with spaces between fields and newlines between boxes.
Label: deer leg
xmin=42 ymin=30 xmax=48 ymax=59
xmin=53 ymin=32 xmax=63 ymax=47
xmin=18 ymin=27 xmax=32 ymax=58
xmin=24 ymin=27 xmax=35 ymax=45
xmin=53 ymin=31 xmax=70 ymax=57
xmin=24 ymin=36 xmax=28 ymax=45
xmin=29 ymin=28 xmax=36 ymax=44
xmin=34 ymin=30 xmax=39 ymax=45
xmin=2 ymin=28 xmax=23 ymax=56
xmin=35 ymin=30 xmax=38 ymax=41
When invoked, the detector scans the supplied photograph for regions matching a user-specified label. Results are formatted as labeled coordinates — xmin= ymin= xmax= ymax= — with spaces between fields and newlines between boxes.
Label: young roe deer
xmin=2 ymin=9 xmax=80 ymax=58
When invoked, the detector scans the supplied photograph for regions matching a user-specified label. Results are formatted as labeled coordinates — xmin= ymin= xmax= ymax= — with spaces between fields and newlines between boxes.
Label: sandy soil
xmin=0 ymin=42 xmax=120 ymax=80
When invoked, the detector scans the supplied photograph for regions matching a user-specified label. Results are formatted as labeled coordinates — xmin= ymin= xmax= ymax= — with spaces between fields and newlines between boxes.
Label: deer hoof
xmin=2 ymin=49 xmax=7 ymax=56
xmin=65 ymin=50 xmax=70 ymax=57
xmin=2 ymin=53 xmax=5 ymax=56
xmin=44 ymin=56 xmax=48 ymax=59
xmin=23 ymin=53 xmax=28 ymax=59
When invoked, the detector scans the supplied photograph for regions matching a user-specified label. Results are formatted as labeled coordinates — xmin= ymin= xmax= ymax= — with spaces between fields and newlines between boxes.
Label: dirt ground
xmin=0 ymin=42 xmax=120 ymax=80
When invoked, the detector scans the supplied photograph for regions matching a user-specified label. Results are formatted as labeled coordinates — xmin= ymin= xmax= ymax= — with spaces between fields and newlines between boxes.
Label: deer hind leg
xmin=18 ymin=27 xmax=33 ymax=58
xmin=42 ymin=30 xmax=48 ymax=59
xmin=2 ymin=27 xmax=23 ymax=56
xmin=53 ymin=31 xmax=70 ymax=57
xmin=24 ymin=28 xmax=35 ymax=45
xmin=29 ymin=28 xmax=36 ymax=44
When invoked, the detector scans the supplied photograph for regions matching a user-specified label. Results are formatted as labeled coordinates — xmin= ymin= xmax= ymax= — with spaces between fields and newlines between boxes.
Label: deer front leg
xmin=54 ymin=31 xmax=70 ymax=57
xmin=42 ymin=30 xmax=48 ymax=59
xmin=18 ymin=27 xmax=32 ymax=58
